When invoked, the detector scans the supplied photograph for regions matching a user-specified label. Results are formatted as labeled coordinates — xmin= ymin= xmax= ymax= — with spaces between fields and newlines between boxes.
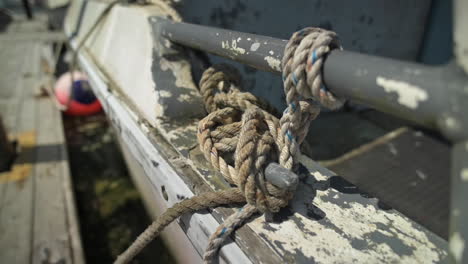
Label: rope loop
xmin=282 ymin=27 xmax=345 ymax=109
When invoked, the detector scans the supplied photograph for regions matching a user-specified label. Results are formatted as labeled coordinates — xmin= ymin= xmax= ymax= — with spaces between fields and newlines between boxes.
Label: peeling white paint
xmin=250 ymin=42 xmax=260 ymax=51
xmin=161 ymin=120 xmax=198 ymax=143
xmin=269 ymin=50 xmax=274 ymax=55
xmin=403 ymin=68 xmax=422 ymax=75
xmin=264 ymin=56 xmax=281 ymax=71
xmin=445 ymin=116 xmax=459 ymax=130
xmin=461 ymin=168 xmax=468 ymax=181
xmin=450 ymin=232 xmax=465 ymax=263
xmin=376 ymin=76 xmax=428 ymax=109
xmin=177 ymin=94 xmax=191 ymax=103
xmin=159 ymin=90 xmax=172 ymax=98
xmin=163 ymin=38 xmax=171 ymax=48
xmin=251 ymin=180 xmax=444 ymax=263
xmin=387 ymin=143 xmax=398 ymax=155
xmin=221 ymin=40 xmax=246 ymax=55
xmin=247 ymin=38 xmax=251 ymax=41
xmin=415 ymin=169 xmax=427 ymax=180
xmin=248 ymin=155 xmax=446 ymax=263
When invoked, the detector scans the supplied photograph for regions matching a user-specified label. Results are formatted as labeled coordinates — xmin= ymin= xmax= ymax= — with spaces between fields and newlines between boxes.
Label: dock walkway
xmin=0 ymin=14 xmax=85 ymax=264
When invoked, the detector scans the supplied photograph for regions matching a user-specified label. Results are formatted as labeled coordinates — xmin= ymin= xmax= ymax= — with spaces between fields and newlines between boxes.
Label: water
xmin=63 ymin=113 xmax=176 ymax=264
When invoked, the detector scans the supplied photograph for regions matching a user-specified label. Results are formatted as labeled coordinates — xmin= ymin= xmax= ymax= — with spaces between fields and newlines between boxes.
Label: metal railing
xmin=149 ymin=2 xmax=468 ymax=262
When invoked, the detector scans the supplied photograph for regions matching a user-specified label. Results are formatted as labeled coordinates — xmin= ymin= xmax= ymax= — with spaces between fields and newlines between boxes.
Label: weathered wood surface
xmin=0 ymin=20 xmax=84 ymax=264
xmin=0 ymin=39 xmax=38 ymax=264
xmin=325 ymin=127 xmax=450 ymax=239
xmin=0 ymin=115 xmax=15 ymax=171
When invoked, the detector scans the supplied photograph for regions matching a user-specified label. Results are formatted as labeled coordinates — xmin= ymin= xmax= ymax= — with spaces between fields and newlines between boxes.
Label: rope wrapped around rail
xmin=115 ymin=27 xmax=343 ymax=264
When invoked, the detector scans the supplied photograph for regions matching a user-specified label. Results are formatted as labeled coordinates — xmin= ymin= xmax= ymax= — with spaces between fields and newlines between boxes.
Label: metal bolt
xmin=265 ymin=162 xmax=298 ymax=191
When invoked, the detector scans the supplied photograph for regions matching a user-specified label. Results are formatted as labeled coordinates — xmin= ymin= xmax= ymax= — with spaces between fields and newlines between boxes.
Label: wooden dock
xmin=0 ymin=15 xmax=85 ymax=264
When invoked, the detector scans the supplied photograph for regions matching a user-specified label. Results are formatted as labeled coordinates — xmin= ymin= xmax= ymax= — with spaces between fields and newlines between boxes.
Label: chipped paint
xmin=159 ymin=119 xmax=198 ymax=145
xmin=403 ymin=68 xmax=422 ymax=75
xmin=444 ymin=116 xmax=459 ymax=130
xmin=249 ymin=155 xmax=447 ymax=263
xmin=154 ymin=53 xmax=204 ymax=117
xmin=376 ymin=76 xmax=428 ymax=109
xmin=159 ymin=57 xmax=196 ymax=89
xmin=159 ymin=90 xmax=172 ymax=98
xmin=269 ymin=50 xmax=274 ymax=55
xmin=461 ymin=168 xmax=468 ymax=181
xmin=264 ymin=56 xmax=281 ymax=71
xmin=250 ymin=42 xmax=260 ymax=51
xmin=450 ymin=232 xmax=465 ymax=263
xmin=387 ymin=142 xmax=398 ymax=155
xmin=415 ymin=169 xmax=427 ymax=180
xmin=177 ymin=94 xmax=191 ymax=103
xmin=221 ymin=39 xmax=246 ymax=55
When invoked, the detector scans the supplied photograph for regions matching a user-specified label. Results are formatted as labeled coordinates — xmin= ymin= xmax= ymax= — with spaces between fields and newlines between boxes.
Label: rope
xmin=115 ymin=188 xmax=246 ymax=264
xmin=282 ymin=27 xmax=344 ymax=110
xmin=199 ymin=26 xmax=342 ymax=262
xmin=203 ymin=204 xmax=257 ymax=262
xmin=116 ymin=26 xmax=341 ymax=264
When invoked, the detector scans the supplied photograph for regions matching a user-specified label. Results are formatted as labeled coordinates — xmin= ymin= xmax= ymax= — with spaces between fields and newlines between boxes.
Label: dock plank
xmin=0 ymin=41 xmax=39 ymax=264
xmin=32 ymin=97 xmax=73 ymax=264
xmin=0 ymin=20 xmax=84 ymax=264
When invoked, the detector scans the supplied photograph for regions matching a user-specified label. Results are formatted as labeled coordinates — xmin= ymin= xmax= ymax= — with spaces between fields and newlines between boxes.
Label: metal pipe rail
xmin=151 ymin=17 xmax=468 ymax=142
xmin=150 ymin=13 xmax=468 ymax=264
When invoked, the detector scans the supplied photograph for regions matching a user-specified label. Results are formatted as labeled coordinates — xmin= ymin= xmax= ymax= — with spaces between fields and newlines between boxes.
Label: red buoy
xmin=54 ymin=71 xmax=102 ymax=116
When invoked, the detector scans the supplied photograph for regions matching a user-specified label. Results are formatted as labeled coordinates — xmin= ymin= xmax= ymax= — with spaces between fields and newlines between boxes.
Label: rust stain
xmin=0 ymin=131 xmax=36 ymax=186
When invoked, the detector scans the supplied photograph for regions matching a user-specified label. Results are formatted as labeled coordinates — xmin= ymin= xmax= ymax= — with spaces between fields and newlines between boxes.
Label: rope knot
xmin=198 ymin=65 xmax=301 ymax=213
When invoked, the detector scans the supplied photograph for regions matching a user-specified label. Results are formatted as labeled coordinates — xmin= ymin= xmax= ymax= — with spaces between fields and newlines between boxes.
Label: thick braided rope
xmin=198 ymin=65 xmax=294 ymax=213
xmin=278 ymin=27 xmax=341 ymax=169
xmin=198 ymin=64 xmax=317 ymax=263
xmin=201 ymin=28 xmax=341 ymax=262
xmin=114 ymin=188 xmax=245 ymax=264
xmin=203 ymin=204 xmax=258 ymax=262
xmin=282 ymin=27 xmax=343 ymax=109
